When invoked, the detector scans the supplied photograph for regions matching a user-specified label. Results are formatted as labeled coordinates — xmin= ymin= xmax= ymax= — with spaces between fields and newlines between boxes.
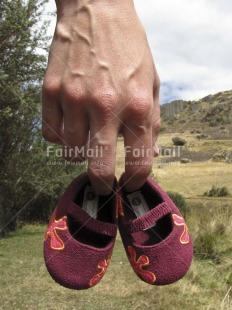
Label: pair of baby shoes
xmin=44 ymin=172 xmax=193 ymax=289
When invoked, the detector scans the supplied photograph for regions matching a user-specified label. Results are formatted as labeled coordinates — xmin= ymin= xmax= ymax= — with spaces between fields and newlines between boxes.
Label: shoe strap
xmin=125 ymin=202 xmax=172 ymax=233
xmin=66 ymin=202 xmax=117 ymax=237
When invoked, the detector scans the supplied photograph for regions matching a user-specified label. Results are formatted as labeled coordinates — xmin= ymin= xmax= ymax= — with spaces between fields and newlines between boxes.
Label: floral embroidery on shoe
xmin=127 ymin=246 xmax=156 ymax=284
xmin=89 ymin=258 xmax=110 ymax=287
xmin=44 ymin=212 xmax=68 ymax=250
xmin=172 ymin=214 xmax=190 ymax=244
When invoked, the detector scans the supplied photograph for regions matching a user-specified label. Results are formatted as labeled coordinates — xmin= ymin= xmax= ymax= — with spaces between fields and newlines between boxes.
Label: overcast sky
xmin=45 ymin=0 xmax=232 ymax=104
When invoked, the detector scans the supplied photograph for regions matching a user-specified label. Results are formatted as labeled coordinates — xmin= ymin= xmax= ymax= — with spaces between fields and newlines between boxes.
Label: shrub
xmin=204 ymin=185 xmax=230 ymax=197
xmin=194 ymin=232 xmax=220 ymax=263
xmin=209 ymin=120 xmax=218 ymax=127
xmin=172 ymin=136 xmax=187 ymax=146
xmin=204 ymin=185 xmax=217 ymax=196
xmin=218 ymin=186 xmax=230 ymax=197
xmin=167 ymin=192 xmax=190 ymax=218
xmin=196 ymin=134 xmax=209 ymax=139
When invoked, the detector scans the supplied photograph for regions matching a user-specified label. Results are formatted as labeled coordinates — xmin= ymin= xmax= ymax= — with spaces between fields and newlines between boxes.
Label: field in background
xmin=116 ymin=133 xmax=232 ymax=196
xmin=0 ymin=206 xmax=232 ymax=310
xmin=1 ymin=132 xmax=232 ymax=310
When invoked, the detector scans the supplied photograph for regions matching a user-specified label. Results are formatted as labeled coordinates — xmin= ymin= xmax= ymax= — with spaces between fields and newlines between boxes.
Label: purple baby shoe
xmin=44 ymin=172 xmax=117 ymax=290
xmin=117 ymin=175 xmax=193 ymax=285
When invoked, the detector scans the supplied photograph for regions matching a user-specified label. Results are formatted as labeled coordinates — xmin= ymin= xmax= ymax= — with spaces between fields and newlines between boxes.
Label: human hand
xmin=42 ymin=0 xmax=160 ymax=195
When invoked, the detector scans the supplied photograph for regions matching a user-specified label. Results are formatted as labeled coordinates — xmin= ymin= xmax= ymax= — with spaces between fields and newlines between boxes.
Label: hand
xmin=42 ymin=0 xmax=160 ymax=195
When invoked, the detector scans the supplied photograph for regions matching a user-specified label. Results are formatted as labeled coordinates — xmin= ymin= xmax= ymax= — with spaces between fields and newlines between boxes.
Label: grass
xmin=156 ymin=132 xmax=232 ymax=153
xmin=152 ymin=161 xmax=232 ymax=197
xmin=1 ymin=200 xmax=232 ymax=310
xmin=116 ymin=137 xmax=232 ymax=197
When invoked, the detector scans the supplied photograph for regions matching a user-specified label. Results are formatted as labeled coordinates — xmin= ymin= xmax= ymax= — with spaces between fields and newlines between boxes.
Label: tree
xmin=0 ymin=0 xmax=85 ymax=236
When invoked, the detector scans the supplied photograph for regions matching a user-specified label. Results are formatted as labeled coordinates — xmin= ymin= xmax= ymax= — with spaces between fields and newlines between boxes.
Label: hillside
xmin=161 ymin=90 xmax=232 ymax=135
xmin=153 ymin=90 xmax=232 ymax=165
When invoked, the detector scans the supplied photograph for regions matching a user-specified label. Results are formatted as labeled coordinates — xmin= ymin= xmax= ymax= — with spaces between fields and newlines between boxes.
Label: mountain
xmin=161 ymin=90 xmax=232 ymax=133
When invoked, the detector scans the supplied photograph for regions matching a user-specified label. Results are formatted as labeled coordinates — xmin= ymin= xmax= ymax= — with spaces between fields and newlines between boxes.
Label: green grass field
xmin=1 ymin=135 xmax=232 ymax=309
xmin=1 ymin=200 xmax=232 ymax=310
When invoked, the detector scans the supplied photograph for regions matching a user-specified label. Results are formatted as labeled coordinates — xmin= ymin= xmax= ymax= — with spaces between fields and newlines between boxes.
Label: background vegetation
xmin=0 ymin=0 xmax=85 ymax=236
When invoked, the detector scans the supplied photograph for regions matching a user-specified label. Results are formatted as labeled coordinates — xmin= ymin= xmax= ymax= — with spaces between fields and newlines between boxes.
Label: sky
xmin=44 ymin=0 xmax=232 ymax=104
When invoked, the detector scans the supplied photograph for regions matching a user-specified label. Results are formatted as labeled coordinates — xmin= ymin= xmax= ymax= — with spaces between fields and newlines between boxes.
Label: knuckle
xmin=91 ymin=88 xmax=116 ymax=116
xmin=42 ymin=77 xmax=60 ymax=99
xmin=127 ymin=91 xmax=153 ymax=120
xmin=63 ymin=83 xmax=86 ymax=105
xmin=94 ymin=88 xmax=116 ymax=104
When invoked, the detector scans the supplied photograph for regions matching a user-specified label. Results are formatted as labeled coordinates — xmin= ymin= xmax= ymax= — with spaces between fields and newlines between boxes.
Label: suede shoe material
xmin=44 ymin=173 xmax=117 ymax=290
xmin=117 ymin=175 xmax=193 ymax=285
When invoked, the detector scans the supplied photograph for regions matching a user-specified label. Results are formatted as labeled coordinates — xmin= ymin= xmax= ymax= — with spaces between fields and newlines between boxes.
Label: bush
xmin=196 ymin=134 xmax=210 ymax=139
xmin=218 ymin=186 xmax=230 ymax=197
xmin=204 ymin=185 xmax=230 ymax=197
xmin=172 ymin=136 xmax=187 ymax=146
xmin=194 ymin=232 xmax=220 ymax=263
xmin=167 ymin=192 xmax=190 ymax=218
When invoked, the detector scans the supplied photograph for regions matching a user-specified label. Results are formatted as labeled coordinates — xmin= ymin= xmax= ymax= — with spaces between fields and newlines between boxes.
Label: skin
xmin=42 ymin=0 xmax=160 ymax=195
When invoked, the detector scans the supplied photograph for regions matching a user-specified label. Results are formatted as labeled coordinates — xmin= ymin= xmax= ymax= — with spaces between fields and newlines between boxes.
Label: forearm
xmin=55 ymin=0 xmax=135 ymax=20
xmin=52 ymin=0 xmax=145 ymax=54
